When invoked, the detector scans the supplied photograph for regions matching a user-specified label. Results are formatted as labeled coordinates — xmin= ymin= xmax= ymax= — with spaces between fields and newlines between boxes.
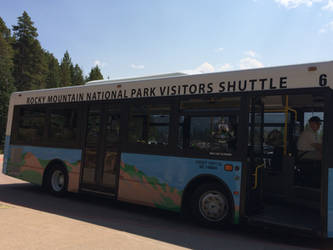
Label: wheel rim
xmin=51 ymin=170 xmax=65 ymax=192
xmin=199 ymin=190 xmax=229 ymax=222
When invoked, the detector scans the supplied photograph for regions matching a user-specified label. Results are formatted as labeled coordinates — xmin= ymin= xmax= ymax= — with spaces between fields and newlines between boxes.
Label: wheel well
xmin=42 ymin=159 xmax=68 ymax=188
xmin=181 ymin=175 xmax=235 ymax=217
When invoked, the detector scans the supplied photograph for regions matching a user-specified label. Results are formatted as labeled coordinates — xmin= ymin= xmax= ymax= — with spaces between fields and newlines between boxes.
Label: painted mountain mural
xmin=118 ymin=161 xmax=182 ymax=212
xmin=7 ymin=146 xmax=81 ymax=192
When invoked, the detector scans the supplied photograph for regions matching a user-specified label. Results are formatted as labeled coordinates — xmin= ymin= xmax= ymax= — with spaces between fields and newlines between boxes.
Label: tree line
xmin=0 ymin=11 xmax=104 ymax=148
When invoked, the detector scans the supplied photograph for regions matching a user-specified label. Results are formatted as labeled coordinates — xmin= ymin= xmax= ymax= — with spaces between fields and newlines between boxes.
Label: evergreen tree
xmin=0 ymin=17 xmax=16 ymax=146
xmin=44 ymin=51 xmax=61 ymax=88
xmin=0 ymin=17 xmax=11 ymax=40
xmin=12 ymin=11 xmax=47 ymax=91
xmin=71 ymin=64 xmax=84 ymax=85
xmin=87 ymin=65 xmax=103 ymax=82
xmin=60 ymin=50 xmax=73 ymax=86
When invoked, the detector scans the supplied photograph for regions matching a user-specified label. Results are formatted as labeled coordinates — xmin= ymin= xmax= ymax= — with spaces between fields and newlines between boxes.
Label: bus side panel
xmin=118 ymin=153 xmax=242 ymax=222
xmin=328 ymin=168 xmax=333 ymax=237
xmin=5 ymin=145 xmax=82 ymax=192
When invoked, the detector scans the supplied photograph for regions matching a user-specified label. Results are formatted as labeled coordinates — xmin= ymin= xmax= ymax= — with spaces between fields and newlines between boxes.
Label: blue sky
xmin=1 ymin=0 xmax=333 ymax=79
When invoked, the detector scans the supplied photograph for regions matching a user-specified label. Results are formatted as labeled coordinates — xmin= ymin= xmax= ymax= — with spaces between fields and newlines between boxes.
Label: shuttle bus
xmin=2 ymin=61 xmax=333 ymax=237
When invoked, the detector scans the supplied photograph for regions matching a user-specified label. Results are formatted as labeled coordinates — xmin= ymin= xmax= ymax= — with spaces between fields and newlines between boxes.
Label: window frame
xmin=125 ymin=99 xmax=174 ymax=154
xmin=11 ymin=103 xmax=82 ymax=149
xmin=47 ymin=106 xmax=81 ymax=147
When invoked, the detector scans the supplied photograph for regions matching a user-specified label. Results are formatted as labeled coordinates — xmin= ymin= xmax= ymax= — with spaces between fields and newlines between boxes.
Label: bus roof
xmin=85 ymin=72 xmax=187 ymax=85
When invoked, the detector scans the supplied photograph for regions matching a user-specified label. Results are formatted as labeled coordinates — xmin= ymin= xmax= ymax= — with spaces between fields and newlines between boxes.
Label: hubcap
xmin=199 ymin=191 xmax=228 ymax=222
xmin=51 ymin=170 xmax=65 ymax=192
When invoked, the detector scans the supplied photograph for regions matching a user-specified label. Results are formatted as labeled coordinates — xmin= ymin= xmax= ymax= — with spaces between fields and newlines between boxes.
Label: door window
xmin=86 ymin=108 xmax=101 ymax=145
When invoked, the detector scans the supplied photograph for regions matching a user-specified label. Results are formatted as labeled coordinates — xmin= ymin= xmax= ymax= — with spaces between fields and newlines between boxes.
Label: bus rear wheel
xmin=46 ymin=165 xmax=68 ymax=196
xmin=191 ymin=183 xmax=231 ymax=227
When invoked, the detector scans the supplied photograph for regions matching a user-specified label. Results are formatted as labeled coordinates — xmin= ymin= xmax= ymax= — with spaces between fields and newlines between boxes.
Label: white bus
xmin=2 ymin=61 xmax=333 ymax=237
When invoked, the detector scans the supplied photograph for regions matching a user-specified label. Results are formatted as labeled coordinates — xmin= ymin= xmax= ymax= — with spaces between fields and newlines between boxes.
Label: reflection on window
xmin=83 ymin=149 xmax=96 ymax=184
xmin=129 ymin=104 xmax=170 ymax=146
xmin=105 ymin=113 xmax=120 ymax=145
xmin=17 ymin=108 xmax=46 ymax=143
xmin=86 ymin=109 xmax=101 ymax=144
xmin=264 ymin=113 xmax=289 ymax=123
xmin=49 ymin=109 xmax=78 ymax=143
xmin=264 ymin=127 xmax=284 ymax=147
xmin=179 ymin=115 xmax=238 ymax=155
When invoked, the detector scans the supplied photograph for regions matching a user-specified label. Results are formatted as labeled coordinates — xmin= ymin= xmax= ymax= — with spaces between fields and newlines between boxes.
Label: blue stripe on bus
xmin=8 ymin=145 xmax=82 ymax=164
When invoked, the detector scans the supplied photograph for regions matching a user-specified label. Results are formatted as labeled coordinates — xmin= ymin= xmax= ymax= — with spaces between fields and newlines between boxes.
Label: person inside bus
xmin=297 ymin=116 xmax=322 ymax=161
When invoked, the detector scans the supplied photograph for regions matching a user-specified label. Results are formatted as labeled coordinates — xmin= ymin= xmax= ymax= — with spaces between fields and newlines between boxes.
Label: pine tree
xmin=12 ymin=11 xmax=47 ymax=91
xmin=0 ymin=17 xmax=11 ymax=40
xmin=44 ymin=51 xmax=61 ymax=88
xmin=60 ymin=50 xmax=73 ymax=86
xmin=87 ymin=65 xmax=103 ymax=82
xmin=0 ymin=17 xmax=16 ymax=147
xmin=71 ymin=64 xmax=84 ymax=85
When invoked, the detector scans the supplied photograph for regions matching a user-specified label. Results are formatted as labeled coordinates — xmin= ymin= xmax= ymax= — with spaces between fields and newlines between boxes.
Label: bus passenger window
xmin=148 ymin=114 xmax=169 ymax=145
xmin=49 ymin=109 xmax=78 ymax=144
xmin=128 ymin=104 xmax=170 ymax=146
xmin=17 ymin=108 xmax=46 ymax=144
xmin=179 ymin=115 xmax=239 ymax=155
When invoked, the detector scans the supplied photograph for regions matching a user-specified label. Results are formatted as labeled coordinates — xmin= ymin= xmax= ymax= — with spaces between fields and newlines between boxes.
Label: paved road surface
xmin=0 ymin=155 xmax=331 ymax=249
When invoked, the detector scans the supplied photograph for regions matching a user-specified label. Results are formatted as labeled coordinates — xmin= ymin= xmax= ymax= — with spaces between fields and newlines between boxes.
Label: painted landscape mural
xmin=118 ymin=153 xmax=242 ymax=223
xmin=6 ymin=145 xmax=82 ymax=192
xmin=118 ymin=161 xmax=182 ymax=212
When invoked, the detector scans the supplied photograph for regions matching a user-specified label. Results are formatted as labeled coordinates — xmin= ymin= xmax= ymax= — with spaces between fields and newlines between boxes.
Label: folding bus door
xmin=81 ymin=104 xmax=121 ymax=195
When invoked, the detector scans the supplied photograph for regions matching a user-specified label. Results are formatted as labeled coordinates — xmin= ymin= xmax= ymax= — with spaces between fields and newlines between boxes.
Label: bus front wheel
xmin=191 ymin=183 xmax=231 ymax=227
xmin=46 ymin=165 xmax=68 ymax=196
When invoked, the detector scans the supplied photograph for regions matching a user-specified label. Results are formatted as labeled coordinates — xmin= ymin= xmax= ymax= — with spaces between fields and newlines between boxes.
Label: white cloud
xmin=196 ymin=62 xmax=215 ymax=73
xmin=182 ymin=58 xmax=264 ymax=75
xmin=215 ymin=47 xmax=224 ymax=53
xmin=322 ymin=0 xmax=333 ymax=10
xmin=239 ymin=57 xmax=264 ymax=69
xmin=182 ymin=62 xmax=215 ymax=74
xmin=219 ymin=63 xmax=234 ymax=71
xmin=319 ymin=20 xmax=333 ymax=33
xmin=94 ymin=60 xmax=106 ymax=67
xmin=244 ymin=50 xmax=257 ymax=57
xmin=131 ymin=64 xmax=145 ymax=69
xmin=275 ymin=0 xmax=323 ymax=8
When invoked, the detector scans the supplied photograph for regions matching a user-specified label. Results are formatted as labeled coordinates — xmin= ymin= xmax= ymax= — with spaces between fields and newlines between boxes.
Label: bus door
xmin=81 ymin=104 xmax=121 ymax=195
xmin=247 ymin=97 xmax=265 ymax=213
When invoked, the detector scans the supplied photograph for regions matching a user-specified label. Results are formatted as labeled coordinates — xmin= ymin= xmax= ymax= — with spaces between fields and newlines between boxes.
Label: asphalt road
xmin=0 ymin=155 xmax=331 ymax=250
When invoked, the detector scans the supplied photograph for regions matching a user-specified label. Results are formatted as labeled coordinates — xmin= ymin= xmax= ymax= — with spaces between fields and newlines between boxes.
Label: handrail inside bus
xmin=252 ymin=163 xmax=264 ymax=190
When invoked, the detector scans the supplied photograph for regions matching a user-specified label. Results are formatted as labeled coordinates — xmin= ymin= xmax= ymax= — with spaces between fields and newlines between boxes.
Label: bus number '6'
xmin=319 ymin=74 xmax=327 ymax=87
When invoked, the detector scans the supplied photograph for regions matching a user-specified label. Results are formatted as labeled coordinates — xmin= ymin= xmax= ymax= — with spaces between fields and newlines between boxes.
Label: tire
xmin=191 ymin=183 xmax=231 ymax=227
xmin=46 ymin=165 xmax=68 ymax=196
